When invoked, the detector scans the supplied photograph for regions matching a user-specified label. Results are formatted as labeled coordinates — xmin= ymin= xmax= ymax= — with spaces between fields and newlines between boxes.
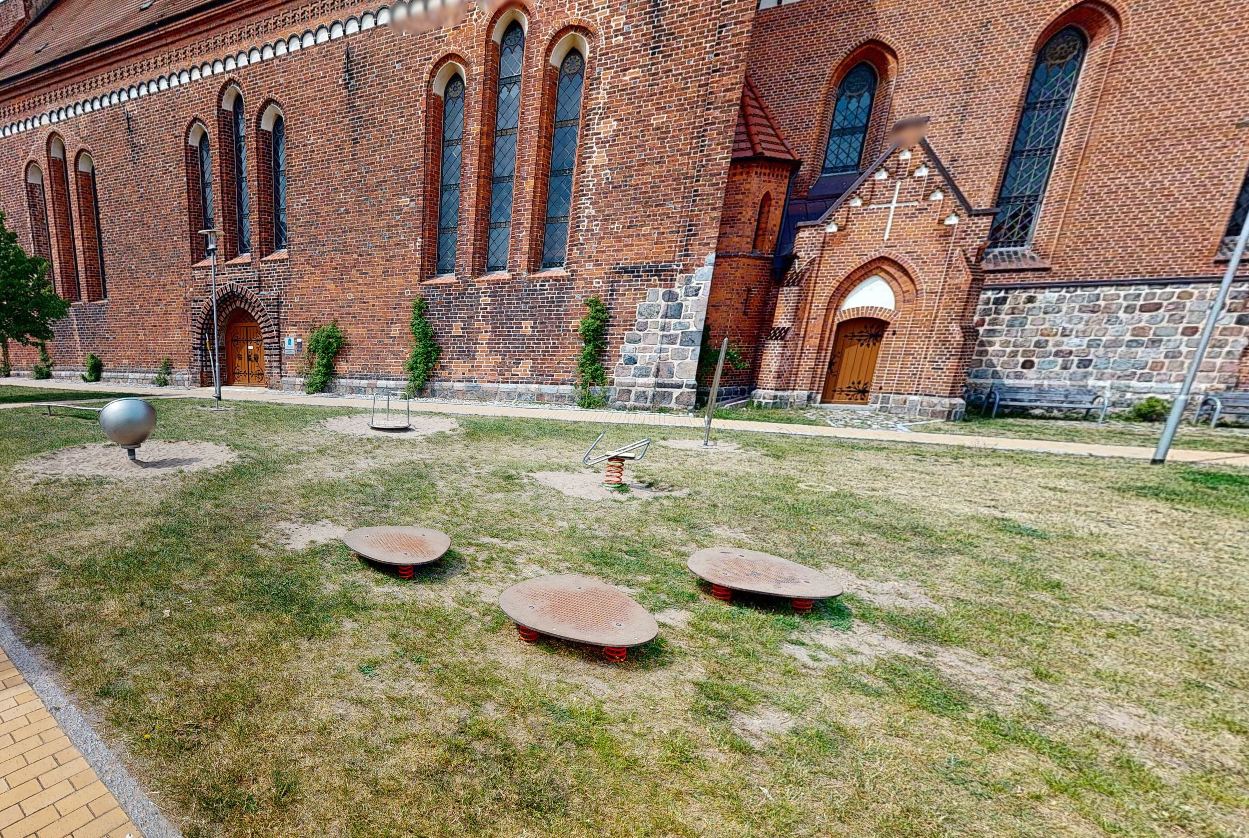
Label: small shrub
xmin=576 ymin=296 xmax=609 ymax=408
xmin=697 ymin=324 xmax=749 ymax=384
xmin=405 ymin=297 xmax=441 ymax=397
xmin=153 ymin=356 xmax=173 ymax=387
xmin=31 ymin=342 xmax=53 ymax=379
xmin=304 ymin=321 xmax=346 ymax=394
xmin=81 ymin=352 xmax=103 ymax=382
xmin=1122 ymin=395 xmax=1171 ymax=423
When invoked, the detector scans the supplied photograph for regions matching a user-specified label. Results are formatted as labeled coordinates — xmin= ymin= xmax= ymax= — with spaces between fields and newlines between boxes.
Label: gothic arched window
xmin=24 ymin=164 xmax=54 ymax=286
xmin=47 ymin=136 xmax=79 ymax=301
xmin=989 ymin=27 xmax=1088 ymax=249
xmin=232 ymin=93 xmax=251 ymax=255
xmin=186 ymin=124 xmax=214 ymax=263
xmin=541 ymin=48 xmax=586 ymax=269
xmin=753 ymin=192 xmax=772 ymax=252
xmin=486 ymin=21 xmax=525 ymax=272
xmin=437 ymin=74 xmax=466 ymax=275
xmin=822 ymin=63 xmax=877 ymax=176
xmin=75 ymin=152 xmax=106 ymax=301
xmin=1221 ymin=164 xmax=1249 ymax=256
xmin=271 ymin=113 xmax=288 ymax=251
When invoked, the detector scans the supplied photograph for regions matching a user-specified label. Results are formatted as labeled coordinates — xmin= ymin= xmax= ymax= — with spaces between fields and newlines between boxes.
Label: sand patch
xmin=730 ymin=707 xmax=795 ymax=748
xmin=659 ymin=439 xmax=741 ymax=453
xmin=530 ymin=471 xmax=688 ymax=502
xmin=824 ymin=567 xmax=944 ymax=611
xmin=324 ymin=414 xmax=458 ymax=438
xmin=277 ymin=520 xmax=350 ymax=550
xmin=16 ymin=441 xmax=237 ymax=481
xmin=655 ymin=609 xmax=691 ymax=629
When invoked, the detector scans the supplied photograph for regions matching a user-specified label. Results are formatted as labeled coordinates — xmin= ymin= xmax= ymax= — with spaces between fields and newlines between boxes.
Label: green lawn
xmin=0 ymin=400 xmax=1246 ymax=838
xmin=929 ymin=415 xmax=1249 ymax=455
xmin=0 ymin=383 xmax=139 ymax=404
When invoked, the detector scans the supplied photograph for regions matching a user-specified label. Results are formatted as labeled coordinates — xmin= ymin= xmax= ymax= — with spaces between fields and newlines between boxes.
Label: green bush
xmin=405 ymin=297 xmax=441 ymax=397
xmin=31 ymin=342 xmax=52 ymax=379
xmin=576 ymin=296 xmax=609 ymax=408
xmin=1123 ymin=395 xmax=1171 ymax=423
xmin=697 ymin=324 xmax=749 ymax=384
xmin=153 ymin=356 xmax=173 ymax=387
xmin=304 ymin=321 xmax=346 ymax=394
xmin=81 ymin=352 xmax=103 ymax=382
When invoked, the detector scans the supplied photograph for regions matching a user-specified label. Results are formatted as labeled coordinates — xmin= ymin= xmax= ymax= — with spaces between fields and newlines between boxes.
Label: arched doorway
xmin=225 ymin=310 xmax=266 ymax=385
xmin=821 ymin=317 xmax=888 ymax=404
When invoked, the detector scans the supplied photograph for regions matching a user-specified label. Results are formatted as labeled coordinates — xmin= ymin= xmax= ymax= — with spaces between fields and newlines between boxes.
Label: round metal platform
xmin=687 ymin=547 xmax=842 ymax=604
xmin=499 ymin=574 xmax=659 ymax=651
xmin=342 ymin=526 xmax=451 ymax=573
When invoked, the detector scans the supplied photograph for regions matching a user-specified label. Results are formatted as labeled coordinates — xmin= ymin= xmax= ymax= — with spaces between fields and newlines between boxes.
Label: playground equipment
xmin=582 ymin=431 xmax=651 ymax=486
xmin=369 ymin=390 xmax=412 ymax=431
xmin=688 ymin=547 xmax=842 ymax=613
xmin=98 ymin=398 xmax=158 ymax=461
xmin=499 ymin=574 xmax=658 ymax=662
xmin=343 ymin=526 xmax=451 ymax=579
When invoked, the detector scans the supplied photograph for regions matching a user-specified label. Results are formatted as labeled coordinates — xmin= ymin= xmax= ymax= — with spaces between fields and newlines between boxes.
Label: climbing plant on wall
xmin=576 ymin=295 xmax=609 ymax=408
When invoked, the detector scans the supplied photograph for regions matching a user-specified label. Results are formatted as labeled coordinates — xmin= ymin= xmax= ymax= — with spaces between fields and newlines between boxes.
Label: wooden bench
xmin=1194 ymin=391 xmax=1249 ymax=426
xmin=967 ymin=384 xmax=1108 ymax=422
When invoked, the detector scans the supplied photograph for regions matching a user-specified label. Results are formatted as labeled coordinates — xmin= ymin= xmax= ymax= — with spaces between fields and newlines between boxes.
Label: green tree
xmin=0 ymin=211 xmax=67 ymax=376
xmin=405 ymin=296 xmax=441 ymax=397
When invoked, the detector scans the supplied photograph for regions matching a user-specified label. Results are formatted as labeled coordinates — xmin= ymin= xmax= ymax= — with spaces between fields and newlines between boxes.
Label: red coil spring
xmin=397 ymin=565 xmax=415 ymax=580
xmin=603 ymin=646 xmax=627 ymax=662
xmin=791 ymin=598 xmax=815 ymax=614
xmin=711 ymin=584 xmax=733 ymax=603
xmin=517 ymin=624 xmax=540 ymax=642
xmin=603 ymin=457 xmax=625 ymax=486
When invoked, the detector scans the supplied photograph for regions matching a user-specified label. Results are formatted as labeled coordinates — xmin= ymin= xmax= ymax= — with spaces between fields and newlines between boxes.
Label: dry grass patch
xmin=0 ymin=402 xmax=1245 ymax=838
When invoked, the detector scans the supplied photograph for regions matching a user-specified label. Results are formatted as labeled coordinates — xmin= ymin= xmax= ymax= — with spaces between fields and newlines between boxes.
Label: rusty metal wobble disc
xmin=688 ymin=547 xmax=842 ymax=600
xmin=499 ymin=574 xmax=658 ymax=649
xmin=342 ymin=526 xmax=451 ymax=567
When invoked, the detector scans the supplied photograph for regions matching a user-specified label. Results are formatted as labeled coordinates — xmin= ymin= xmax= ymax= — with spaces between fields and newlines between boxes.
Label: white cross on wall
xmin=863 ymin=180 xmax=919 ymax=242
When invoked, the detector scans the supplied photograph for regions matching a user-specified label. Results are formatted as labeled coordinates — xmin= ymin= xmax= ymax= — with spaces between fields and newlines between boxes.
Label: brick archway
xmin=194 ymin=282 xmax=279 ymax=387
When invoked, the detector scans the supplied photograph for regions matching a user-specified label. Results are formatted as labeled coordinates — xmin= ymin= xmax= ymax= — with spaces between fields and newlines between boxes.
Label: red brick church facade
xmin=1 ymin=0 xmax=1247 ymax=416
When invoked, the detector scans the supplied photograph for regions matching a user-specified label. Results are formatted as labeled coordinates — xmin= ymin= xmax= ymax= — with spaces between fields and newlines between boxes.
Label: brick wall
xmin=0 ymin=0 xmax=755 ymax=404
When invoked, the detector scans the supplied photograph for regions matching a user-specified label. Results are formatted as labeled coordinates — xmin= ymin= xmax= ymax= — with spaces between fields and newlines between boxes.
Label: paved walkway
xmin=0 ymin=648 xmax=140 ymax=838
xmin=3 ymin=377 xmax=1248 ymax=468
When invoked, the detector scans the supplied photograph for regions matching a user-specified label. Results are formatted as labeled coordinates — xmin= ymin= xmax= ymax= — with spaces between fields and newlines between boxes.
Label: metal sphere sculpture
xmin=98 ymin=398 xmax=157 ymax=461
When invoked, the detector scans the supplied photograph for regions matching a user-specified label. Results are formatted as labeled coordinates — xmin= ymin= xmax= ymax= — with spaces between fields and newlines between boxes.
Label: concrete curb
xmin=0 ymin=610 xmax=182 ymax=838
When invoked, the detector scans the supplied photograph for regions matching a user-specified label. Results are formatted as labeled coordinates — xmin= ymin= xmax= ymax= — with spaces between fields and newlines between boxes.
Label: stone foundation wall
xmin=969 ymin=281 xmax=1249 ymax=406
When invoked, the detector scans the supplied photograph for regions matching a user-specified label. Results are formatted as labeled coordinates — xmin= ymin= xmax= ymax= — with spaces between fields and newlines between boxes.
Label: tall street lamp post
xmin=199 ymin=228 xmax=224 ymax=405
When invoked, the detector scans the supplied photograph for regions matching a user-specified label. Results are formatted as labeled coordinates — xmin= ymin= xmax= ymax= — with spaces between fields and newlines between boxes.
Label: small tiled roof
xmin=733 ymin=75 xmax=798 ymax=165
xmin=0 ymin=0 xmax=211 ymax=83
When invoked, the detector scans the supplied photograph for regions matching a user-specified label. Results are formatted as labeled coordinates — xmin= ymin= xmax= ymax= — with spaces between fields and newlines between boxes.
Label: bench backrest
xmin=1211 ymin=391 xmax=1249 ymax=409
xmin=992 ymin=385 xmax=1101 ymax=403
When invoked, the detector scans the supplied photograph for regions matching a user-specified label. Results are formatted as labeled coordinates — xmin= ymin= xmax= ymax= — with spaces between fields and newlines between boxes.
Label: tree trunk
xmin=0 ymin=339 xmax=9 ymax=376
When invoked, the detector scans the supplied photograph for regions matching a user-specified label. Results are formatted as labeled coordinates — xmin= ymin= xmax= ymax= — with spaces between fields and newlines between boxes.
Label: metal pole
xmin=1152 ymin=208 xmax=1249 ymax=464
xmin=703 ymin=337 xmax=728 ymax=448
xmin=201 ymin=229 xmax=223 ymax=404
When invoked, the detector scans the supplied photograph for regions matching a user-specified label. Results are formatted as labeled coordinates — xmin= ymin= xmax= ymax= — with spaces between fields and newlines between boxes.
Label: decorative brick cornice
xmin=1 ymin=0 xmax=465 ymax=139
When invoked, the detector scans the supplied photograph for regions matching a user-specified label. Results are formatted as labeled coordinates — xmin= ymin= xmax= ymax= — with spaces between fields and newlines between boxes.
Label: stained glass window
xmin=232 ymin=95 xmax=251 ymax=254
xmin=437 ymin=74 xmax=465 ymax=275
xmin=541 ymin=49 xmax=585 ymax=269
xmin=989 ymin=27 xmax=1087 ymax=249
xmin=487 ymin=22 xmax=524 ymax=272
xmin=198 ymin=134 xmax=214 ymax=232
xmin=1223 ymin=165 xmax=1249 ymax=248
xmin=822 ymin=63 xmax=877 ymax=175
xmin=272 ymin=114 xmax=288 ymax=251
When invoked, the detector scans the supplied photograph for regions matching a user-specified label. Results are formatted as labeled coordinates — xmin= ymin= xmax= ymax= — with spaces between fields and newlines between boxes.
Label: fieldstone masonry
xmin=611 ymin=255 xmax=712 ymax=409
xmin=969 ymin=282 xmax=1249 ymax=406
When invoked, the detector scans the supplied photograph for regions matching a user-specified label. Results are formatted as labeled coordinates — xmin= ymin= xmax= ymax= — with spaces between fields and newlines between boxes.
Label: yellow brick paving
xmin=0 ymin=650 xmax=138 ymax=838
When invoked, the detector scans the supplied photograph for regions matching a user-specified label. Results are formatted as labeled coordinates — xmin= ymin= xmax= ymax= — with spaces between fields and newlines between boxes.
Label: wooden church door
xmin=820 ymin=317 xmax=888 ymax=404
xmin=225 ymin=313 xmax=265 ymax=385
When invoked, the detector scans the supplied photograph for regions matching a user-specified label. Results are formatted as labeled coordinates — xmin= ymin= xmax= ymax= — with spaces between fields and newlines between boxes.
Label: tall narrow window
xmin=753 ymin=193 xmax=773 ymax=252
xmin=822 ymin=63 xmax=877 ymax=175
xmin=232 ymin=94 xmax=251 ymax=255
xmin=486 ymin=22 xmax=525 ymax=272
xmin=989 ymin=27 xmax=1088 ymax=249
xmin=47 ymin=137 xmax=79 ymax=301
xmin=187 ymin=125 xmax=214 ymax=263
xmin=272 ymin=114 xmax=288 ymax=251
xmin=1221 ymin=164 xmax=1249 ymax=256
xmin=24 ymin=164 xmax=54 ymax=287
xmin=437 ymin=74 xmax=466 ymax=275
xmin=75 ymin=153 xmax=106 ymax=301
xmin=541 ymin=49 xmax=585 ymax=269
